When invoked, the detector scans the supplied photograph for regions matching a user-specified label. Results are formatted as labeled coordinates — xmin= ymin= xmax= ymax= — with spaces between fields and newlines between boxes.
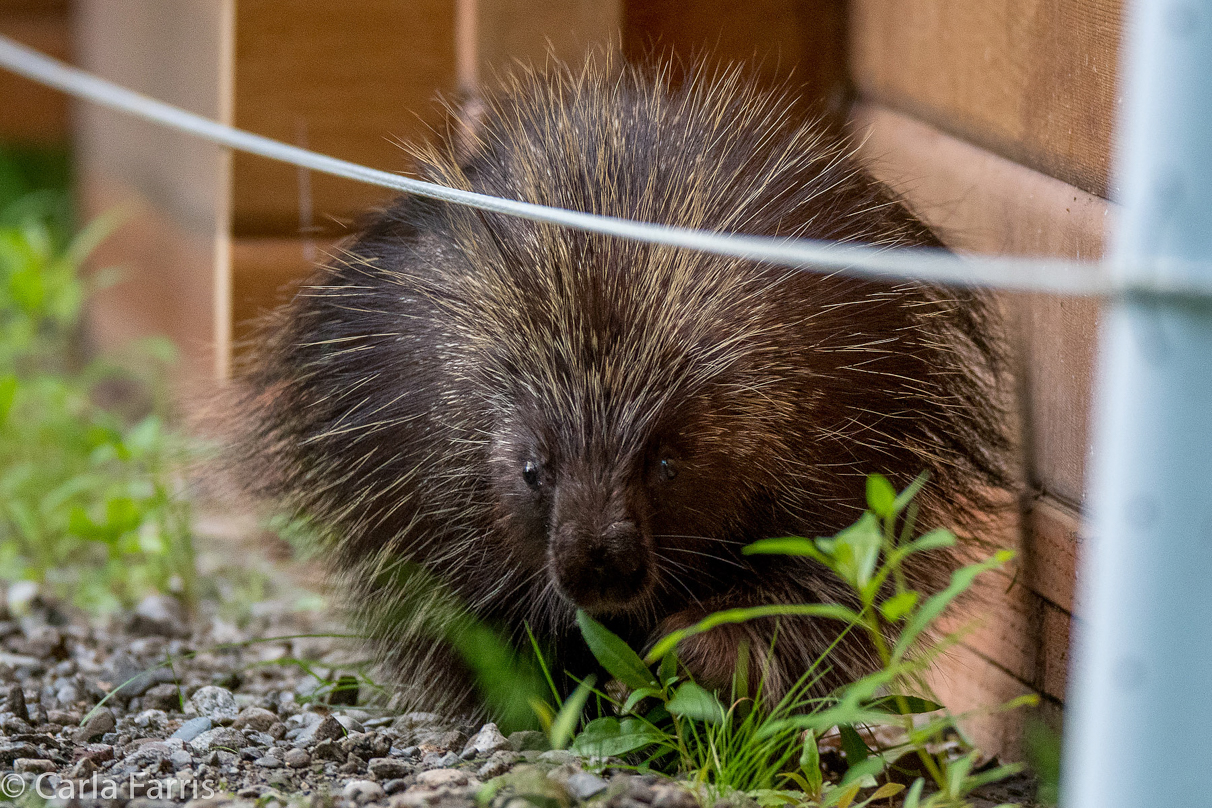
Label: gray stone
xmin=188 ymin=727 xmax=247 ymax=755
xmin=255 ymin=756 xmax=283 ymax=768
xmin=415 ymin=768 xmax=474 ymax=789
xmin=134 ymin=708 xmax=169 ymax=729
xmin=142 ymin=683 xmax=183 ymax=712
xmin=171 ymin=716 xmax=213 ymax=742
xmin=343 ymin=779 xmax=386 ymax=804
xmin=14 ymin=758 xmax=55 ymax=774
xmin=537 ymin=750 xmax=579 ymax=767
xmin=74 ymin=707 xmax=116 ymax=742
xmin=421 ymin=751 xmax=460 ymax=769
xmin=368 ymin=757 xmax=413 ymax=780
xmin=566 ymin=772 xmax=609 ymax=801
xmin=507 ymin=730 xmax=549 ymax=752
xmin=313 ymin=738 xmax=345 ymax=761
xmin=297 ymin=714 xmax=345 ymax=746
xmin=189 ymin=686 xmax=240 ymax=724
xmin=650 ymin=785 xmax=699 ymax=808
xmin=284 ymin=748 xmax=311 ymax=768
xmin=463 ymin=722 xmax=509 ymax=758
xmin=103 ymin=650 xmax=174 ymax=697
xmin=477 ymin=750 xmax=522 ymax=779
xmin=5 ymin=683 xmax=28 ymax=723
xmin=168 ymin=749 xmax=193 ymax=770
xmin=131 ymin=594 xmax=188 ymax=637
xmin=233 ymin=706 xmax=279 ymax=732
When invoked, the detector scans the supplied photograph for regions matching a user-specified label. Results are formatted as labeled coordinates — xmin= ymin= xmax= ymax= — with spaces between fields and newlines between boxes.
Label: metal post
xmin=1062 ymin=2 xmax=1212 ymax=806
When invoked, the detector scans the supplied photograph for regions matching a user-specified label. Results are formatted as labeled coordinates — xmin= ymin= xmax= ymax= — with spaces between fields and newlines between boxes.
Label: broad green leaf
xmin=576 ymin=611 xmax=658 ymax=690
xmin=824 ymin=512 xmax=883 ymax=591
xmin=893 ymin=550 xmax=1014 ymax=660
xmin=800 ymin=731 xmax=823 ymax=797
xmin=658 ymin=651 xmax=678 ymax=686
xmin=868 ymin=783 xmax=905 ymax=802
xmin=666 ymin=682 xmax=726 ymax=724
xmin=548 ymin=674 xmax=595 ymax=750
xmin=879 ymin=591 xmax=918 ymax=623
xmin=838 ymin=724 xmax=870 ymax=766
xmin=822 ymin=782 xmax=861 ymax=808
xmin=866 ymin=474 xmax=896 ymax=519
xmin=840 ymin=754 xmax=884 ymax=789
xmin=622 ymin=687 xmax=662 ymax=713
xmin=569 ymin=716 xmax=666 ymax=757
xmin=645 ymin=603 xmax=861 ymax=664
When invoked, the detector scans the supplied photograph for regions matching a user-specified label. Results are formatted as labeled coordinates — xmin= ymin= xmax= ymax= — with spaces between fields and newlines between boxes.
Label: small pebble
xmin=14 ymin=758 xmax=56 ymax=774
xmin=285 ymin=747 xmax=312 ymax=768
xmin=567 ymin=771 xmax=610 ymax=801
xmin=256 ymin=756 xmax=284 ymax=768
xmin=73 ymin=707 xmax=116 ymax=743
xmin=234 ymin=705 xmax=279 ymax=732
xmin=343 ymin=779 xmax=387 ymax=804
xmin=189 ymin=686 xmax=240 ymax=724
xmin=171 ymin=716 xmax=213 ymax=742
xmin=369 ymin=757 xmax=413 ymax=780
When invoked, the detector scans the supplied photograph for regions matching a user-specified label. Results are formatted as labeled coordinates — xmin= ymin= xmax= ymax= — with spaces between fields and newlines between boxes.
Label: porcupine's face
xmin=492 ymin=414 xmax=684 ymax=615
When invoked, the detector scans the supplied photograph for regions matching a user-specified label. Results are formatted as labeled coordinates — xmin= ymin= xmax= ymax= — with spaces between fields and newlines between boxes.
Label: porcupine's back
xmin=235 ymin=54 xmax=1014 ymax=715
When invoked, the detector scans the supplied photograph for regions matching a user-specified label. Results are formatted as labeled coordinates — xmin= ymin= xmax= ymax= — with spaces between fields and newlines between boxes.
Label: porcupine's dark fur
xmin=232 ymin=54 xmax=1014 ymax=717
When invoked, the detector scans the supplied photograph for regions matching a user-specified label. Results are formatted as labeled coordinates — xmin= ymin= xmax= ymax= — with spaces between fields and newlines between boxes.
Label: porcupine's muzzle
xmin=549 ymin=517 xmax=653 ymax=613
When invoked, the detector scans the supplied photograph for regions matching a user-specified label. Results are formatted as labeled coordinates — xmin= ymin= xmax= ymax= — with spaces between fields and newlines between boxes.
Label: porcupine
xmin=233 ymin=54 xmax=1014 ymax=717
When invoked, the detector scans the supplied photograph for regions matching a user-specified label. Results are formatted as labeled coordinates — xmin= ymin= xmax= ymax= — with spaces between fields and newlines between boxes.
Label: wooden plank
xmin=232 ymin=0 xmax=458 ymax=238
xmin=850 ymin=103 xmax=1107 ymax=508
xmin=849 ymin=0 xmax=1122 ymax=198
xmin=621 ymin=0 xmax=848 ymax=110
xmin=74 ymin=0 xmax=231 ymax=384
xmin=944 ymin=568 xmax=1070 ymax=702
xmin=929 ymin=642 xmax=1061 ymax=762
xmin=1024 ymin=495 xmax=1082 ymax=613
xmin=0 ymin=8 xmax=71 ymax=142
xmin=469 ymin=0 xmax=620 ymax=88
xmin=230 ymin=237 xmax=333 ymax=355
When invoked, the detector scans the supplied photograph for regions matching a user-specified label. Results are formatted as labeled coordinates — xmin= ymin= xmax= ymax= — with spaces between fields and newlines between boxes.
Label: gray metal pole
xmin=1062 ymin=2 xmax=1212 ymax=806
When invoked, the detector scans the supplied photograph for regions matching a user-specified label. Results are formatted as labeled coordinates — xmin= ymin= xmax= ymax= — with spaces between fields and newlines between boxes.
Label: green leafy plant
xmin=509 ymin=474 xmax=1029 ymax=808
xmin=0 ymin=196 xmax=196 ymax=612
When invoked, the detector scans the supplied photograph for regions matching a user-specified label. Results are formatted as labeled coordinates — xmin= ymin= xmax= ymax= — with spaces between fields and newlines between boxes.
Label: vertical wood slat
xmin=231 ymin=0 xmax=459 ymax=240
xmin=849 ymin=0 xmax=1122 ymax=198
xmin=73 ymin=0 xmax=232 ymax=383
xmin=622 ymin=0 xmax=848 ymax=111
xmin=851 ymin=103 xmax=1107 ymax=509
xmin=0 ymin=1 xmax=71 ymax=142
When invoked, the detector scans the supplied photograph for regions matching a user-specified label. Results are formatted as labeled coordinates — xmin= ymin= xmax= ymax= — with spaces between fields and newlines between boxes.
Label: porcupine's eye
xmin=659 ymin=458 xmax=678 ymax=481
xmin=522 ymin=460 xmax=541 ymax=489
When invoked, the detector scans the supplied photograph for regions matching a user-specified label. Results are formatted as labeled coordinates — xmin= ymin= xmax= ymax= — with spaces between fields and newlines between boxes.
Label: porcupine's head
xmin=235 ymin=53 xmax=1013 ymax=712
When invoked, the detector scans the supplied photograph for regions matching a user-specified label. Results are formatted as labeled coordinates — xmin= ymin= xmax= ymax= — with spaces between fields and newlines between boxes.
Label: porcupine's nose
xmin=550 ymin=517 xmax=652 ymax=612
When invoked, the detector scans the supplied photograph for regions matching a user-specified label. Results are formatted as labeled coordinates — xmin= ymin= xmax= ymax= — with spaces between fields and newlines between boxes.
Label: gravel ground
xmin=0 ymin=527 xmax=1039 ymax=808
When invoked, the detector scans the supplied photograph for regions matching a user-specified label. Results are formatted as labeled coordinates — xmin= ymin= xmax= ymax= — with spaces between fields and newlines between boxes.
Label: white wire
xmin=0 ymin=32 xmax=1200 ymax=300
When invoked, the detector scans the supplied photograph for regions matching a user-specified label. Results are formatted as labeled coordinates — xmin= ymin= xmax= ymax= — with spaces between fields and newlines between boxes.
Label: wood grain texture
xmin=623 ymin=0 xmax=848 ymax=112
xmin=849 ymin=0 xmax=1122 ymax=198
xmin=74 ymin=0 xmax=230 ymax=383
xmin=471 ymin=0 xmax=620 ymax=87
xmin=230 ymin=237 xmax=333 ymax=356
xmin=0 ymin=9 xmax=71 ymax=141
xmin=232 ymin=0 xmax=457 ymax=237
xmin=851 ymin=103 xmax=1107 ymax=508
xmin=928 ymin=642 xmax=1062 ymax=762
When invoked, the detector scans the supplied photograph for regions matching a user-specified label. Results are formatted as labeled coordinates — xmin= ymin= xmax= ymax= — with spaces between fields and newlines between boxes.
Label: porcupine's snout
xmin=549 ymin=482 xmax=653 ymax=612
